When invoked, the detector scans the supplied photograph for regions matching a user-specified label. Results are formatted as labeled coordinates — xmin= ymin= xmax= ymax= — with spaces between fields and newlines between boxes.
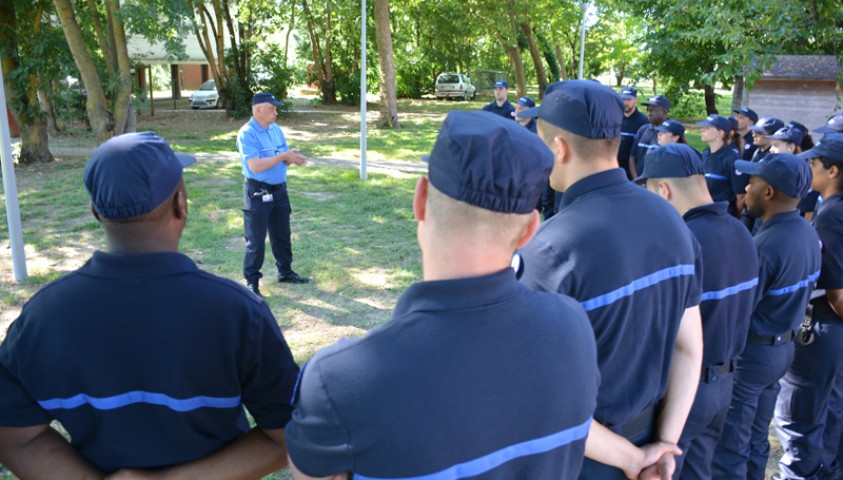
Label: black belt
xmin=246 ymin=178 xmax=285 ymax=192
xmin=747 ymin=330 xmax=794 ymax=346
xmin=618 ymin=403 xmax=656 ymax=440
xmin=701 ymin=360 xmax=735 ymax=383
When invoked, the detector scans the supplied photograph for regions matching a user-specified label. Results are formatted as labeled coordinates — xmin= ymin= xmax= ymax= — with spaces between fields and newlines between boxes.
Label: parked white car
xmin=434 ymin=73 xmax=476 ymax=101
xmin=189 ymin=80 xmax=220 ymax=109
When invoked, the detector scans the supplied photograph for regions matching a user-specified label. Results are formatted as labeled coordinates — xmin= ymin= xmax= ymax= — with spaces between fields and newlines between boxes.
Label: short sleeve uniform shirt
xmin=519 ymin=169 xmax=702 ymax=426
xmin=0 ymin=252 xmax=300 ymax=472
xmin=285 ymin=269 xmax=599 ymax=479
xmin=751 ymin=211 xmax=822 ymax=335
xmin=237 ymin=118 xmax=289 ymax=184
xmin=814 ymin=193 xmax=843 ymax=310
xmin=684 ymin=202 xmax=758 ymax=366
xmin=482 ymin=100 xmax=516 ymax=120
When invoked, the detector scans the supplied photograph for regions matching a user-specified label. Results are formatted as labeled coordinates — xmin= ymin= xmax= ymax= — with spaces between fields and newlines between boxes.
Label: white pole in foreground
xmin=0 ymin=66 xmax=28 ymax=282
xmin=578 ymin=1 xmax=590 ymax=80
xmin=359 ymin=0 xmax=368 ymax=181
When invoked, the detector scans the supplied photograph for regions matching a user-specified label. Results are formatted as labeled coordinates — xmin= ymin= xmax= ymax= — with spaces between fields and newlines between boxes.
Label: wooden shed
xmin=746 ymin=55 xmax=841 ymax=132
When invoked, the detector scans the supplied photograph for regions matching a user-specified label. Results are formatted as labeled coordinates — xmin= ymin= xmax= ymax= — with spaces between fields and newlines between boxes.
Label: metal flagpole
xmin=359 ymin=0 xmax=368 ymax=181
xmin=0 ymin=65 xmax=28 ymax=282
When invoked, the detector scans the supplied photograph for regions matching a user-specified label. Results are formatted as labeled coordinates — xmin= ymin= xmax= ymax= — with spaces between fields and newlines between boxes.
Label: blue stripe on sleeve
xmin=700 ymin=278 xmax=759 ymax=302
xmin=354 ymin=418 xmax=592 ymax=480
xmin=580 ymin=265 xmax=697 ymax=312
xmin=704 ymin=173 xmax=728 ymax=180
xmin=768 ymin=270 xmax=820 ymax=296
xmin=38 ymin=391 xmax=241 ymax=412
xmin=620 ymin=132 xmax=636 ymax=137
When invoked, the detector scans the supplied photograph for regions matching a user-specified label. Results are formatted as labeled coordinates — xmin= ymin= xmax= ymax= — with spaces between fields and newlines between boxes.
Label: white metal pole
xmin=0 ymin=65 xmax=28 ymax=282
xmin=359 ymin=0 xmax=368 ymax=181
xmin=578 ymin=2 xmax=589 ymax=80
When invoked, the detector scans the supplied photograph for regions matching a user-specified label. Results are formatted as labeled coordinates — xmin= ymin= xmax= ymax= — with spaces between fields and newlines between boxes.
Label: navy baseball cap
xmin=815 ymin=114 xmax=843 ymax=134
xmin=733 ymin=107 xmax=759 ymax=123
xmin=800 ymin=133 xmax=843 ymax=163
xmin=252 ymin=92 xmax=284 ymax=106
xmin=696 ymin=114 xmax=732 ymax=132
xmin=764 ymin=126 xmax=804 ymax=146
xmin=728 ymin=117 xmax=739 ymax=132
xmin=620 ymin=86 xmax=638 ymax=99
xmin=517 ymin=96 xmax=535 ymax=108
xmin=422 ymin=111 xmax=552 ymax=214
xmin=635 ymin=143 xmax=704 ymax=182
xmin=544 ymin=81 xmax=563 ymax=96
xmin=494 ymin=80 xmax=509 ymax=89
xmin=655 ymin=119 xmax=686 ymax=137
xmin=518 ymin=80 xmax=623 ymax=139
xmin=84 ymin=132 xmax=196 ymax=219
xmin=643 ymin=95 xmax=670 ymax=110
xmin=735 ymin=153 xmax=812 ymax=199
xmin=749 ymin=116 xmax=785 ymax=135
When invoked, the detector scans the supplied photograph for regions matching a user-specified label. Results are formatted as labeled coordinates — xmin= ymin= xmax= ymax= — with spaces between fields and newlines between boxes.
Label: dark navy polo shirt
xmin=482 ymin=99 xmax=516 ymax=120
xmin=519 ymin=169 xmax=702 ymax=426
xmin=683 ymin=202 xmax=758 ymax=367
xmin=742 ymin=132 xmax=758 ymax=161
xmin=703 ymin=145 xmax=747 ymax=204
xmin=619 ymin=110 xmax=649 ymax=174
xmin=0 ymin=251 xmax=299 ymax=472
xmin=285 ymin=269 xmax=599 ymax=479
xmin=814 ymin=193 xmax=843 ymax=307
xmin=632 ymin=123 xmax=660 ymax=175
xmin=751 ymin=210 xmax=822 ymax=335
xmin=524 ymin=118 xmax=538 ymax=134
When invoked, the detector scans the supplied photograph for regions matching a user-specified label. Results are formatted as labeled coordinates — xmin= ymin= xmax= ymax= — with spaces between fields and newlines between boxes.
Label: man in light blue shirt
xmin=237 ymin=92 xmax=309 ymax=296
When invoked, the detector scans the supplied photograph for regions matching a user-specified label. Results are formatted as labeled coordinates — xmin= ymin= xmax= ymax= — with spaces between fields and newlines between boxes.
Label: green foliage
xmin=253 ymin=43 xmax=296 ymax=101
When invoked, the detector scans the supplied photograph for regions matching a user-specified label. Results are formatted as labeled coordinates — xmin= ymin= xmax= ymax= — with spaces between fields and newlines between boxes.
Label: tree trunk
xmin=107 ymin=0 xmax=134 ymax=135
xmin=0 ymin=1 xmax=53 ymax=163
xmin=374 ymin=0 xmax=399 ymax=128
xmin=704 ymin=84 xmax=717 ymax=115
xmin=732 ymin=75 xmax=745 ymax=112
xmin=38 ymin=86 xmax=60 ymax=135
xmin=520 ymin=21 xmax=547 ymax=99
xmin=284 ymin=7 xmax=295 ymax=67
xmin=86 ymin=0 xmax=117 ymax=74
xmin=554 ymin=44 xmax=567 ymax=80
xmin=54 ymin=0 xmax=112 ymax=142
xmin=301 ymin=0 xmax=336 ymax=104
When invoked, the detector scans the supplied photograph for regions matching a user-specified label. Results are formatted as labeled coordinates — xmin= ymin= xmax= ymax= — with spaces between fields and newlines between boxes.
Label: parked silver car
xmin=434 ymin=73 xmax=476 ymax=101
xmin=189 ymin=79 xmax=220 ymax=109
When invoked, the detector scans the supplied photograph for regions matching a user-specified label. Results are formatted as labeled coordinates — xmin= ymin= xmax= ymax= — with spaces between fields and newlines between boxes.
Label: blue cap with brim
xmin=643 ymin=95 xmax=670 ymax=110
xmin=84 ymin=132 xmax=196 ymax=219
xmin=800 ymin=133 xmax=843 ymax=163
xmin=696 ymin=114 xmax=732 ymax=132
xmin=634 ymin=143 xmax=704 ymax=182
xmin=735 ymin=153 xmax=812 ymax=199
xmin=620 ymin=86 xmax=638 ymax=99
xmin=518 ymin=80 xmax=623 ymax=139
xmin=421 ymin=111 xmax=553 ymax=214
xmin=494 ymin=80 xmax=509 ymax=89
xmin=749 ymin=117 xmax=785 ymax=135
xmin=733 ymin=108 xmax=759 ymax=123
xmin=764 ymin=126 xmax=804 ymax=146
xmin=815 ymin=114 xmax=843 ymax=134
xmin=656 ymin=120 xmax=686 ymax=137
xmin=517 ymin=96 xmax=535 ymax=108
xmin=252 ymin=92 xmax=284 ymax=106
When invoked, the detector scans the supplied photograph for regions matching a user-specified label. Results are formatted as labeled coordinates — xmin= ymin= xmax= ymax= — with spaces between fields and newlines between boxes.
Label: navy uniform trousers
xmin=673 ymin=370 xmax=735 ymax=480
xmin=713 ymin=340 xmax=796 ymax=480
xmin=243 ymin=179 xmax=293 ymax=284
xmin=775 ymin=308 xmax=843 ymax=480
